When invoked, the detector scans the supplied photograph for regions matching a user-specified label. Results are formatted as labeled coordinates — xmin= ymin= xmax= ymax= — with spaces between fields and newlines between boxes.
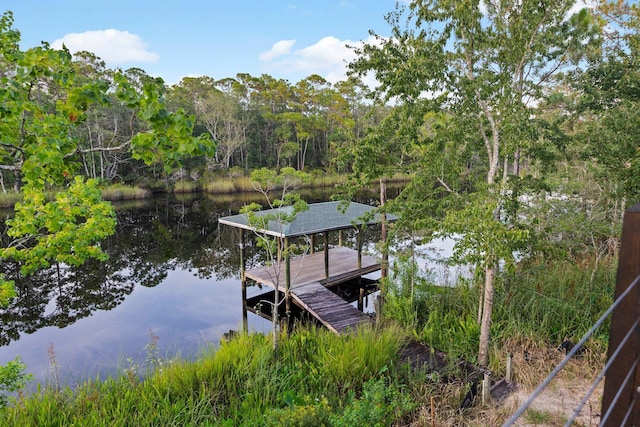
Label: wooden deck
xmin=243 ymin=246 xmax=379 ymax=335
xmin=290 ymin=282 xmax=372 ymax=334
xmin=244 ymin=246 xmax=380 ymax=292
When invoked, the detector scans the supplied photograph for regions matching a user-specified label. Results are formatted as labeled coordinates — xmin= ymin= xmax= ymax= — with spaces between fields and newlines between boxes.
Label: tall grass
xmin=100 ymin=184 xmax=151 ymax=201
xmin=203 ymin=173 xmax=369 ymax=194
xmin=383 ymin=256 xmax=616 ymax=364
xmin=172 ymin=180 xmax=199 ymax=193
xmin=0 ymin=192 xmax=21 ymax=208
xmin=3 ymin=326 xmax=417 ymax=426
xmin=203 ymin=176 xmax=254 ymax=193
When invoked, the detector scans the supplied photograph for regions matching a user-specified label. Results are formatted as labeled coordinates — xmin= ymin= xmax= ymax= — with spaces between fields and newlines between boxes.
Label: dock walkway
xmin=244 ymin=246 xmax=378 ymax=334
xmin=291 ymin=282 xmax=372 ymax=334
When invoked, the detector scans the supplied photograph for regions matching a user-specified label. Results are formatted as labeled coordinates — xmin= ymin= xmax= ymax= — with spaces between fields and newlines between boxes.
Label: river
xmin=0 ymin=189 xmax=392 ymax=388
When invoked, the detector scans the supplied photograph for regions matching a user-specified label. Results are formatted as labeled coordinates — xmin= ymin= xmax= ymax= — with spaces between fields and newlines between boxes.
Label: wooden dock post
xmin=239 ymin=229 xmax=248 ymax=332
xmin=324 ymin=231 xmax=329 ymax=281
xmin=482 ymin=374 xmax=491 ymax=405
xmin=601 ymin=203 xmax=640 ymax=426
xmin=357 ymin=228 xmax=362 ymax=269
xmin=285 ymin=237 xmax=291 ymax=316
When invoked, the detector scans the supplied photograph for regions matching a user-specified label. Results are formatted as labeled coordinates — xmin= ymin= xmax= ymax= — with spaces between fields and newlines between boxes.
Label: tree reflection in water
xmin=0 ymin=188 xmax=388 ymax=386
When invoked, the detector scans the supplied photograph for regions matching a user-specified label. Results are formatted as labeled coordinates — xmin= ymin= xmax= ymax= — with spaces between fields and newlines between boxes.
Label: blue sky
xmin=4 ymin=1 xmax=402 ymax=85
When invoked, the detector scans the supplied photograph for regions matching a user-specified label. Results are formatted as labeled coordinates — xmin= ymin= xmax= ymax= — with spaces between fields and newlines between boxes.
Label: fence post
xmin=601 ymin=203 xmax=640 ymax=426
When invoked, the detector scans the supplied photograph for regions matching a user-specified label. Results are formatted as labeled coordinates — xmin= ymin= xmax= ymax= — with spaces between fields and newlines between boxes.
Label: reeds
xmin=4 ymin=326 xmax=418 ymax=426
xmin=172 ymin=180 xmax=199 ymax=193
xmin=0 ymin=192 xmax=21 ymax=208
xmin=100 ymin=184 xmax=151 ymax=201
xmin=202 ymin=176 xmax=251 ymax=193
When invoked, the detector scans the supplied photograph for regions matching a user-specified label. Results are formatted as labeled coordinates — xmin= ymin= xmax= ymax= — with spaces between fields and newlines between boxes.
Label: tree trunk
xmin=477 ymin=280 xmax=484 ymax=326
xmin=478 ymin=264 xmax=496 ymax=368
xmin=273 ymin=237 xmax=282 ymax=354
xmin=379 ymin=178 xmax=388 ymax=323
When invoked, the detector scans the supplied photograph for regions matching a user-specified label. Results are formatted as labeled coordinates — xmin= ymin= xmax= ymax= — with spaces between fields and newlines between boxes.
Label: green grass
xmin=0 ymin=255 xmax=614 ymax=426
xmin=202 ymin=177 xmax=246 ymax=193
xmin=382 ymin=255 xmax=616 ymax=365
xmin=3 ymin=326 xmax=418 ymax=426
xmin=202 ymin=172 xmax=381 ymax=194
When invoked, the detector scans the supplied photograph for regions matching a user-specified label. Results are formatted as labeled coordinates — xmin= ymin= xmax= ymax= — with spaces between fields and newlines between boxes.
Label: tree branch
xmin=0 ymin=164 xmax=21 ymax=171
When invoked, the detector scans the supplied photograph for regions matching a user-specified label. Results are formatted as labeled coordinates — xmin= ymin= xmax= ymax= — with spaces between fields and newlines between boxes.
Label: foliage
xmin=330 ymin=378 xmax=417 ymax=427
xmin=566 ymin=1 xmax=640 ymax=212
xmin=0 ymin=357 xmax=31 ymax=408
xmin=2 ymin=177 xmax=116 ymax=275
xmin=240 ymin=167 xmax=310 ymax=352
xmin=0 ymin=10 xmax=214 ymax=279
xmin=2 ymin=327 xmax=411 ymax=426
xmin=264 ymin=395 xmax=332 ymax=427
xmin=0 ymin=274 xmax=16 ymax=306
xmin=346 ymin=0 xmax=599 ymax=368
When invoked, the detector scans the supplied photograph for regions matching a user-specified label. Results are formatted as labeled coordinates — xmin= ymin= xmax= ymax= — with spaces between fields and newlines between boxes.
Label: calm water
xmin=0 ymin=189 xmax=389 ymax=388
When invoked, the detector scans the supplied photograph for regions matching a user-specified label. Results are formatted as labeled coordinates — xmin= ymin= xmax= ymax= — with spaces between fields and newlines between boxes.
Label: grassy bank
xmin=3 ymin=326 xmax=424 ymax=426
xmin=100 ymin=184 xmax=151 ymax=201
xmin=0 ymin=172 xmax=409 ymax=208
xmin=201 ymin=173 xmax=345 ymax=194
xmin=0 ymin=325 xmax=607 ymax=426
xmin=0 ymin=247 xmax=614 ymax=425
xmin=383 ymin=255 xmax=615 ymax=372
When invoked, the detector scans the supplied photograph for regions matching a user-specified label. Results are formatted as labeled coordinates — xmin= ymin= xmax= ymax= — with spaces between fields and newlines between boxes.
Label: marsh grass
xmin=4 ymin=326 xmax=420 ymax=426
xmin=203 ymin=173 xmax=363 ymax=194
xmin=100 ymin=184 xmax=150 ymax=201
xmin=384 ymin=256 xmax=615 ymax=365
xmin=172 ymin=180 xmax=199 ymax=193
xmin=0 ymin=192 xmax=21 ymax=208
xmin=202 ymin=177 xmax=248 ymax=193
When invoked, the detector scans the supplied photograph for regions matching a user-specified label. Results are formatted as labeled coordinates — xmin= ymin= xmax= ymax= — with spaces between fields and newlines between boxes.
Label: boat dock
xmin=218 ymin=201 xmax=393 ymax=334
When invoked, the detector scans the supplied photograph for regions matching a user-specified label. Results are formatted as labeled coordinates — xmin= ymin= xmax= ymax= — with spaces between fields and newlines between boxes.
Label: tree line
xmin=0 ymin=31 xmax=386 ymax=191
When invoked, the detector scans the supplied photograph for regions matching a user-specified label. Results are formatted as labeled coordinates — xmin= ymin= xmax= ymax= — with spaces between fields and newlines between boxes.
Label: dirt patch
xmin=503 ymin=377 xmax=602 ymax=426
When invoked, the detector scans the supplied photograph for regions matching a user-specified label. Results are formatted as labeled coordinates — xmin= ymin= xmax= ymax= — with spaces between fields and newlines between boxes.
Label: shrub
xmin=330 ymin=378 xmax=416 ymax=427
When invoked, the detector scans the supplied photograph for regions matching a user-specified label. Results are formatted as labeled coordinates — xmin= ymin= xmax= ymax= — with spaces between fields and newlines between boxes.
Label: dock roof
xmin=218 ymin=201 xmax=396 ymax=238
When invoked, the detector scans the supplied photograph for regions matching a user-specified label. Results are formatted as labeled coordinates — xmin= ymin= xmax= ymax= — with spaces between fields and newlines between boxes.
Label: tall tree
xmin=571 ymin=1 xmax=640 ymax=213
xmin=349 ymin=0 xmax=596 ymax=367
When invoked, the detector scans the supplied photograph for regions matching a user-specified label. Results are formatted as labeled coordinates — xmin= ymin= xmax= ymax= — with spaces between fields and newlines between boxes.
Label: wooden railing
xmin=601 ymin=203 xmax=640 ymax=426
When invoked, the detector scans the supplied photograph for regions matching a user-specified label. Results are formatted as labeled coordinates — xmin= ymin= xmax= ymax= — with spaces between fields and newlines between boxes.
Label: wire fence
xmin=502 ymin=203 xmax=640 ymax=426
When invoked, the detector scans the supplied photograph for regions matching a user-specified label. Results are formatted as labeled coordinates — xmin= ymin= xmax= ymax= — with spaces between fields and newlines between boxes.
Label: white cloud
xmin=259 ymin=35 xmax=380 ymax=84
xmin=51 ymin=29 xmax=159 ymax=64
xmin=258 ymin=39 xmax=296 ymax=61
xmin=568 ymin=0 xmax=597 ymax=17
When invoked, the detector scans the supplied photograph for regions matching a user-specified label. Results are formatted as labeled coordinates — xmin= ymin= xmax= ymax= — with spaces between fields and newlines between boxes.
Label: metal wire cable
xmin=599 ymin=356 xmax=640 ymax=426
xmin=620 ymin=393 xmax=638 ymax=426
xmin=563 ymin=317 xmax=640 ymax=426
xmin=502 ymin=272 xmax=640 ymax=427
